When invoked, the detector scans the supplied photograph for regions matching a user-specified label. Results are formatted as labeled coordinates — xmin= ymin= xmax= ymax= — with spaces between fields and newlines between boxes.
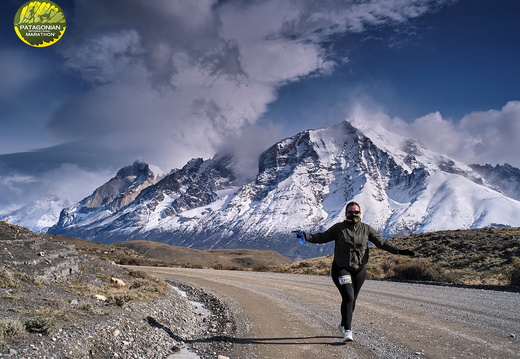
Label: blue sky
xmin=1 ymin=0 xmax=519 ymax=215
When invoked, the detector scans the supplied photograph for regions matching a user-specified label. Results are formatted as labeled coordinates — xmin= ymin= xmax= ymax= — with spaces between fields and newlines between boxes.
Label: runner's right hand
xmin=292 ymin=230 xmax=307 ymax=244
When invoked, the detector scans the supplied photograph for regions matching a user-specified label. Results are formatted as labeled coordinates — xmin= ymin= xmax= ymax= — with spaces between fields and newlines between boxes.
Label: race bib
xmin=338 ymin=275 xmax=352 ymax=285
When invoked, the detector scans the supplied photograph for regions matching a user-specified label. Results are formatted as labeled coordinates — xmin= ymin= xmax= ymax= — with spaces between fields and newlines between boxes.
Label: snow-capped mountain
xmin=1 ymin=194 xmax=72 ymax=234
xmin=48 ymin=120 xmax=520 ymax=260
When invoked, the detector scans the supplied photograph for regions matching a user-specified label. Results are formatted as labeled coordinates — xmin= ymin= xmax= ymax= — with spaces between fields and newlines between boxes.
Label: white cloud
xmin=52 ymin=0 xmax=328 ymax=171
xmin=349 ymin=101 xmax=520 ymax=167
xmin=458 ymin=101 xmax=520 ymax=166
xmin=0 ymin=164 xmax=112 ymax=216
xmin=49 ymin=0 xmax=454 ymax=172
xmin=277 ymin=0 xmax=454 ymax=38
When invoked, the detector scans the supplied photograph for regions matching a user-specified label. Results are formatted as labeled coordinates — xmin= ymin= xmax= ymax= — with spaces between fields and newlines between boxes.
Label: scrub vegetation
xmin=52 ymin=224 xmax=520 ymax=286
xmin=274 ymin=227 xmax=520 ymax=287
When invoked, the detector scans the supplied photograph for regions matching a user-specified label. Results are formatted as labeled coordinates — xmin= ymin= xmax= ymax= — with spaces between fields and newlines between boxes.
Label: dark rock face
xmin=470 ymin=163 xmax=520 ymax=200
xmin=80 ymin=160 xmax=157 ymax=212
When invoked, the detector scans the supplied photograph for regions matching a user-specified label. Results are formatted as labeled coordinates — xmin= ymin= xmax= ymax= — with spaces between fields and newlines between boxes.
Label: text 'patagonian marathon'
xmin=18 ymin=25 xmax=62 ymax=31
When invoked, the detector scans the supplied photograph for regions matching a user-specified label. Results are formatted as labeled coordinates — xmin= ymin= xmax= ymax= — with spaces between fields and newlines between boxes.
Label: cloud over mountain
xmin=2 ymin=0 xmax=519 ymax=232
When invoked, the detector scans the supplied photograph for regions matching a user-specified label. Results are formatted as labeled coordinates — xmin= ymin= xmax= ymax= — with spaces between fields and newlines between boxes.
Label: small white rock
xmin=94 ymin=294 xmax=107 ymax=301
xmin=111 ymin=277 xmax=126 ymax=287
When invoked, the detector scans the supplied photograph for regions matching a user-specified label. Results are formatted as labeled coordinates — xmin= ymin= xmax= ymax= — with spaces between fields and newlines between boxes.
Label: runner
xmin=294 ymin=201 xmax=415 ymax=342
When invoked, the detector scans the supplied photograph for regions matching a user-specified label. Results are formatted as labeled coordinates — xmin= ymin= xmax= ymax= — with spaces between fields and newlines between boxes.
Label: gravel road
xmin=138 ymin=267 xmax=520 ymax=359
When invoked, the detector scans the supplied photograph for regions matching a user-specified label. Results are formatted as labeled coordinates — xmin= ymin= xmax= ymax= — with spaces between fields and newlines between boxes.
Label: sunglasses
xmin=347 ymin=210 xmax=361 ymax=215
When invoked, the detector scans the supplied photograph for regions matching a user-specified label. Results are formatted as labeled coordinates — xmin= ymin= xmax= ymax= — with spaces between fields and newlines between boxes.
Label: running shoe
xmin=343 ymin=330 xmax=353 ymax=342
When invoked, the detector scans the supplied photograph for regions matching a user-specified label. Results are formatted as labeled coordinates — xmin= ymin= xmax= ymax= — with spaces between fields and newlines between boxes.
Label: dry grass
xmin=273 ymin=227 xmax=520 ymax=286
xmin=65 ymin=266 xmax=168 ymax=305
xmin=114 ymin=241 xmax=293 ymax=270
xmin=0 ymin=264 xmax=169 ymax=348
xmin=0 ymin=270 xmax=18 ymax=289
xmin=273 ymin=255 xmax=333 ymax=275
xmin=0 ymin=318 xmax=25 ymax=348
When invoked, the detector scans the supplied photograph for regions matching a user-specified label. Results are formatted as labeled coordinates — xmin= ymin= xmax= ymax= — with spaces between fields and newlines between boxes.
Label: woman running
xmin=295 ymin=201 xmax=415 ymax=342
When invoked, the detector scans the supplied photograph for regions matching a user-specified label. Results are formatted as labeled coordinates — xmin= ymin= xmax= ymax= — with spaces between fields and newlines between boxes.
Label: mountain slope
xmin=48 ymin=120 xmax=520 ymax=260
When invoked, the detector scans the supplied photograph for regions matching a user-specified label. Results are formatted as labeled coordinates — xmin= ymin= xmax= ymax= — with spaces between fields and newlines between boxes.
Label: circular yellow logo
xmin=14 ymin=1 xmax=67 ymax=47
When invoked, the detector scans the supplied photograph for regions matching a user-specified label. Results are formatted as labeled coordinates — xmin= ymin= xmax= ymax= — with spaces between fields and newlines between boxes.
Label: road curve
xmin=136 ymin=267 xmax=520 ymax=359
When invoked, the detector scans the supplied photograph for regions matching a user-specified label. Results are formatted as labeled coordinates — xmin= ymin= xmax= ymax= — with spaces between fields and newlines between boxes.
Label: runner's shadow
xmin=192 ymin=335 xmax=345 ymax=346
xmin=145 ymin=317 xmax=344 ymax=347
xmin=145 ymin=316 xmax=184 ymax=342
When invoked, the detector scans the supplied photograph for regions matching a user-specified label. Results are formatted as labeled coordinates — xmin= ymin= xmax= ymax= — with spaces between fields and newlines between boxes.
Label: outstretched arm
xmin=293 ymin=223 xmax=340 ymax=244
xmin=368 ymin=227 xmax=415 ymax=256
xmin=306 ymin=223 xmax=342 ymax=244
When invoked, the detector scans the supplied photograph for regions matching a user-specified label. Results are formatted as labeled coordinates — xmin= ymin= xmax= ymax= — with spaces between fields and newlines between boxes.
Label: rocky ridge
xmin=0 ymin=222 xmax=235 ymax=358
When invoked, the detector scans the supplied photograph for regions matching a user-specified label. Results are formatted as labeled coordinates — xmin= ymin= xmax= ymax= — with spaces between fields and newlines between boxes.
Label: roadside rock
xmin=111 ymin=277 xmax=127 ymax=287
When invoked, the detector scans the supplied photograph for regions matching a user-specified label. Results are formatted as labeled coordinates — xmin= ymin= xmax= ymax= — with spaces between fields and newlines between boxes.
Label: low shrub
xmin=391 ymin=258 xmax=456 ymax=283
xmin=105 ymin=293 xmax=134 ymax=307
xmin=125 ymin=269 xmax=151 ymax=279
xmin=0 ymin=270 xmax=18 ymax=288
xmin=118 ymin=258 xmax=144 ymax=266
xmin=78 ymin=303 xmax=96 ymax=313
xmin=2 ymin=295 xmax=23 ymax=301
xmin=24 ymin=315 xmax=58 ymax=335
xmin=252 ymin=264 xmax=270 ymax=272
xmin=366 ymin=263 xmax=385 ymax=279
xmin=0 ymin=318 xmax=25 ymax=338
xmin=509 ymin=259 xmax=520 ymax=286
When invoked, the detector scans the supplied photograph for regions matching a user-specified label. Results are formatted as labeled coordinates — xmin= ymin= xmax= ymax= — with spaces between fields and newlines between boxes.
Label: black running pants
xmin=331 ymin=262 xmax=367 ymax=330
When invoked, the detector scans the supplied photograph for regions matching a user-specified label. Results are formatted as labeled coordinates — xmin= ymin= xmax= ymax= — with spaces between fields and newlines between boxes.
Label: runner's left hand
xmin=398 ymin=249 xmax=415 ymax=256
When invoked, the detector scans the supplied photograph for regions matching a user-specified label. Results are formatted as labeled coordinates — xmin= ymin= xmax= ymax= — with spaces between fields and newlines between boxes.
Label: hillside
xmin=49 ymin=236 xmax=292 ymax=270
xmin=113 ymin=240 xmax=292 ymax=270
xmin=0 ymin=221 xmax=234 ymax=357
xmin=4 ymin=219 xmax=520 ymax=286
xmin=274 ymin=227 xmax=520 ymax=286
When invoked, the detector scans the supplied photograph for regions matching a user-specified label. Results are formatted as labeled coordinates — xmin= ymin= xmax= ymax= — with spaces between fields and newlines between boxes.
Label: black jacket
xmin=307 ymin=220 xmax=400 ymax=271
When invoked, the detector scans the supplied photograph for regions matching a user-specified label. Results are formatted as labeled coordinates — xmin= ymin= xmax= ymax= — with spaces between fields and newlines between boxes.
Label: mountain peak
xmin=115 ymin=160 xmax=153 ymax=180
